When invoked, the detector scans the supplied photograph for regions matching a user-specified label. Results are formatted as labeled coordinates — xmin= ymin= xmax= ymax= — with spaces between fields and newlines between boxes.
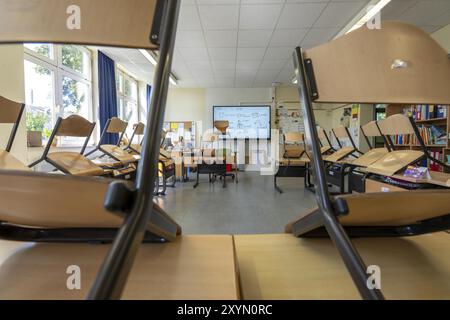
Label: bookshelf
xmin=385 ymin=104 xmax=450 ymax=173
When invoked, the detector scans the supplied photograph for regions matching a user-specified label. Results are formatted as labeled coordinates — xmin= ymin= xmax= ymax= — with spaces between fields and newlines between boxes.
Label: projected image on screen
xmin=213 ymin=106 xmax=271 ymax=139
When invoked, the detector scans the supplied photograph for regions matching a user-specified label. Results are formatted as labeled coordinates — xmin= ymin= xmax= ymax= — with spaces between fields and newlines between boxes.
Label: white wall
xmin=432 ymin=24 xmax=450 ymax=53
xmin=0 ymin=45 xmax=26 ymax=163
xmin=165 ymin=88 xmax=205 ymax=123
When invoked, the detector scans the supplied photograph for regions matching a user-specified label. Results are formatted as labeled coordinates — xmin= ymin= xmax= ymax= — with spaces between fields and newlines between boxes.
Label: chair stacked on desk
xmin=0 ymin=95 xmax=29 ymax=171
xmin=275 ymin=132 xmax=312 ymax=193
xmin=126 ymin=123 xmax=177 ymax=195
xmin=85 ymin=117 xmax=138 ymax=179
xmin=235 ymin=22 xmax=450 ymax=300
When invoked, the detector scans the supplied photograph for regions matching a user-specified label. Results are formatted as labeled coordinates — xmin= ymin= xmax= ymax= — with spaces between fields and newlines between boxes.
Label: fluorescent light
xmin=169 ymin=75 xmax=178 ymax=86
xmin=139 ymin=49 xmax=177 ymax=86
xmin=139 ymin=49 xmax=157 ymax=66
xmin=346 ymin=0 xmax=391 ymax=34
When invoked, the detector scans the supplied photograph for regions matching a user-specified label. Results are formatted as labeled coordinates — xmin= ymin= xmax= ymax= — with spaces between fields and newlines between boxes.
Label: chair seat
xmin=0 ymin=150 xmax=30 ymax=171
xmin=234 ymin=233 xmax=450 ymax=300
xmin=366 ymin=150 xmax=425 ymax=176
xmin=101 ymin=145 xmax=137 ymax=164
xmin=323 ymin=147 xmax=355 ymax=163
xmin=280 ymin=157 xmax=309 ymax=166
xmin=47 ymin=152 xmax=104 ymax=176
xmin=286 ymin=189 xmax=450 ymax=228
xmin=0 ymin=171 xmax=181 ymax=240
xmin=321 ymin=146 xmax=331 ymax=154
xmin=0 ymin=235 xmax=239 ymax=300
xmin=339 ymin=148 xmax=388 ymax=167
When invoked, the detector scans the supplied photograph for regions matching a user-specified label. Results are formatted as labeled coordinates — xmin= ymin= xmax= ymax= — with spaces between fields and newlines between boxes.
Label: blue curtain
xmin=98 ymin=51 xmax=118 ymax=145
xmin=146 ymin=84 xmax=152 ymax=113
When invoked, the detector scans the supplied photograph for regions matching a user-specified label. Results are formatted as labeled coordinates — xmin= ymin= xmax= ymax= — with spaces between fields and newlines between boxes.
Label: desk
xmin=235 ymin=233 xmax=450 ymax=300
xmin=0 ymin=235 xmax=239 ymax=300
xmin=275 ymin=158 xmax=312 ymax=193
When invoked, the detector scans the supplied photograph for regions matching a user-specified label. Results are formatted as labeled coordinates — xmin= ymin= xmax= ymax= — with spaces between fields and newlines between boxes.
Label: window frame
xmin=116 ymin=67 xmax=139 ymax=127
xmin=24 ymin=43 xmax=94 ymax=147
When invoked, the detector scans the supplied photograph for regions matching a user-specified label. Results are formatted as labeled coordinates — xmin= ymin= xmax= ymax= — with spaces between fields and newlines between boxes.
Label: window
xmin=116 ymin=68 xmax=139 ymax=136
xmin=24 ymin=43 xmax=92 ymax=146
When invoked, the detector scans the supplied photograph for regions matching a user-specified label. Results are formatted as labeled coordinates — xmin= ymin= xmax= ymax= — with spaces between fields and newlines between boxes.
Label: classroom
xmin=0 ymin=0 xmax=450 ymax=302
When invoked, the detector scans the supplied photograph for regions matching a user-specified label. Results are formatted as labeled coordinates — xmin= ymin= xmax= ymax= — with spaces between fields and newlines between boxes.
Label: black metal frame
xmin=324 ymin=127 xmax=363 ymax=194
xmin=355 ymin=116 xmax=450 ymax=193
xmin=321 ymin=129 xmax=336 ymax=152
xmin=5 ymin=103 xmax=26 ymax=153
xmin=347 ymin=122 xmax=392 ymax=193
xmin=155 ymin=155 xmax=176 ymax=195
xmin=293 ymin=47 xmax=384 ymax=300
xmin=87 ymin=0 xmax=181 ymax=300
xmin=28 ymin=116 xmax=97 ymax=172
xmin=124 ymin=123 xmax=144 ymax=155
xmin=409 ymin=117 xmax=450 ymax=170
xmin=85 ymin=118 xmax=128 ymax=161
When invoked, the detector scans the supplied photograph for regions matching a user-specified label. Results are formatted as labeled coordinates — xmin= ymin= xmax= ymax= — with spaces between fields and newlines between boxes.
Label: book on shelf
xmin=429 ymin=150 xmax=445 ymax=172
xmin=394 ymin=125 xmax=446 ymax=146
xmin=403 ymin=104 xmax=448 ymax=121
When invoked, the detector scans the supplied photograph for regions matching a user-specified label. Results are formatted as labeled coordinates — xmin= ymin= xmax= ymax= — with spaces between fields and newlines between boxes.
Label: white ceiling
xmin=105 ymin=0 xmax=450 ymax=88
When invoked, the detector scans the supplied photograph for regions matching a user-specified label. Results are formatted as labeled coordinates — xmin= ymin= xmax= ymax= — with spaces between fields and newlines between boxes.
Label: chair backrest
xmin=127 ymin=122 xmax=146 ymax=151
xmin=0 ymin=95 xmax=24 ymax=124
xmin=303 ymin=22 xmax=450 ymax=105
xmin=55 ymin=115 xmax=96 ymax=137
xmin=378 ymin=114 xmax=415 ymax=135
xmin=0 ymin=95 xmax=25 ymax=152
xmin=284 ymin=132 xmax=304 ymax=144
xmin=360 ymin=120 xmax=386 ymax=151
xmin=0 ymin=0 xmax=160 ymax=50
xmin=107 ymin=117 xmax=128 ymax=134
xmin=133 ymin=122 xmax=145 ymax=136
xmin=45 ymin=115 xmax=95 ymax=156
xmin=317 ymin=128 xmax=328 ymax=141
xmin=361 ymin=121 xmax=382 ymax=137
xmin=332 ymin=127 xmax=350 ymax=139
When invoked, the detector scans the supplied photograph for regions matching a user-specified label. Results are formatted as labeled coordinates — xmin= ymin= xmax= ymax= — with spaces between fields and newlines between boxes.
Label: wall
xmin=432 ymin=24 xmax=450 ymax=53
xmin=204 ymin=87 xmax=273 ymax=131
xmin=0 ymin=45 xmax=26 ymax=163
xmin=165 ymin=88 xmax=205 ymax=123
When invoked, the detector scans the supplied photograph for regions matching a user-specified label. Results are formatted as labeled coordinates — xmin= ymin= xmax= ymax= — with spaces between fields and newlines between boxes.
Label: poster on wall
xmin=276 ymin=103 xmax=304 ymax=139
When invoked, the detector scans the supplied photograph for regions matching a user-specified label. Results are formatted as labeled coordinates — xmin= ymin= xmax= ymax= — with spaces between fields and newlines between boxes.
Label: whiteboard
xmin=213 ymin=106 xmax=271 ymax=139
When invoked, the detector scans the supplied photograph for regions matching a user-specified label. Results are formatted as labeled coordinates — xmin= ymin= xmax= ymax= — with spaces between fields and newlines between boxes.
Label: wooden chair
xmin=28 ymin=115 xmax=105 ymax=176
xmin=0 ymin=0 xmax=239 ymax=301
xmin=346 ymin=120 xmax=390 ymax=192
xmin=125 ymin=123 xmax=176 ymax=194
xmin=286 ymin=21 xmax=450 ymax=300
xmin=214 ymin=120 xmax=238 ymax=182
xmin=323 ymin=126 xmax=361 ymax=163
xmin=275 ymin=132 xmax=312 ymax=193
xmin=0 ymin=95 xmax=29 ymax=171
xmin=125 ymin=122 xmax=145 ymax=155
xmin=317 ymin=128 xmax=334 ymax=154
xmin=85 ymin=117 xmax=137 ymax=165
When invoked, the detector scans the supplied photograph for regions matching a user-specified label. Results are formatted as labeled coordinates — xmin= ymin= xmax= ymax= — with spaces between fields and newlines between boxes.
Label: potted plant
xmin=26 ymin=112 xmax=49 ymax=147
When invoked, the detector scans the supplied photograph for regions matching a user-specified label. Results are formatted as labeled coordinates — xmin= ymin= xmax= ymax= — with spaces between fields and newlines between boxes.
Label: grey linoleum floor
xmin=155 ymin=171 xmax=317 ymax=234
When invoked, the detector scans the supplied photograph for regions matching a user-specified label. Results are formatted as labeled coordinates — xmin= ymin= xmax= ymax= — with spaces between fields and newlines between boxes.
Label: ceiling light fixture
xmin=139 ymin=49 xmax=178 ymax=86
xmin=139 ymin=49 xmax=157 ymax=66
xmin=346 ymin=0 xmax=392 ymax=34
